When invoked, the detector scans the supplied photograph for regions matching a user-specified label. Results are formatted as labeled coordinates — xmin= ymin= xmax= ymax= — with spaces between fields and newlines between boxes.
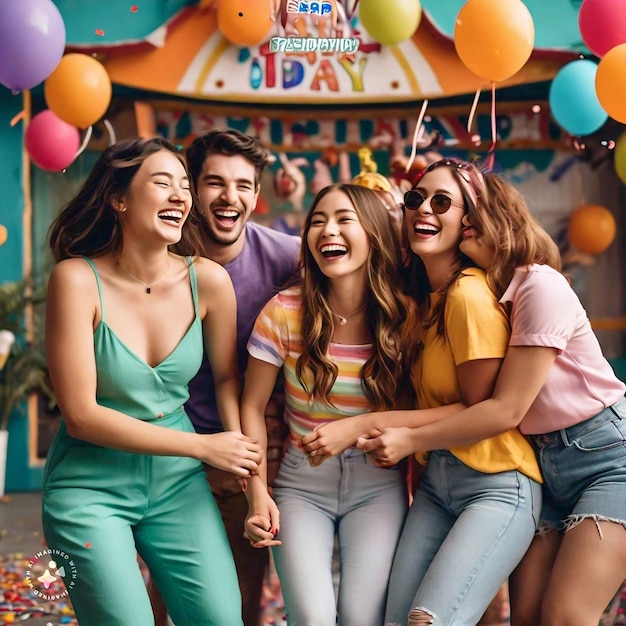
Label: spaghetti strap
xmin=187 ymin=257 xmax=200 ymax=319
xmin=83 ymin=257 xmax=106 ymax=322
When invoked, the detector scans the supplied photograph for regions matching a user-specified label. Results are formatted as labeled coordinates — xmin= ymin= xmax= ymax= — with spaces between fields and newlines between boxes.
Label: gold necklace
xmin=330 ymin=303 xmax=366 ymax=326
xmin=117 ymin=258 xmax=170 ymax=294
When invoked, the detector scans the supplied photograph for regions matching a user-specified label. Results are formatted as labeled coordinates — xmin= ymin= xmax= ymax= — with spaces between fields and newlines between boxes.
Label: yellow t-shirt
xmin=412 ymin=268 xmax=542 ymax=483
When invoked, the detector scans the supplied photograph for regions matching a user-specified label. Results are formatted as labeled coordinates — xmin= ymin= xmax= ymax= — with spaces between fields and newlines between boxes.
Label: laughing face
xmin=404 ymin=166 xmax=466 ymax=267
xmin=306 ymin=189 xmax=370 ymax=280
xmin=119 ymin=149 xmax=192 ymax=245
xmin=195 ymin=153 xmax=260 ymax=248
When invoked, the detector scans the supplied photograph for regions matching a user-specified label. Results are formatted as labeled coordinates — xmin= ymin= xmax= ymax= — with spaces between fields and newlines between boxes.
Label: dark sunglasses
xmin=403 ymin=190 xmax=465 ymax=214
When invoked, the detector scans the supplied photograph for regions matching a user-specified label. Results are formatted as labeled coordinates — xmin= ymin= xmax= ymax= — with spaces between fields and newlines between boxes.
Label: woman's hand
xmin=197 ymin=432 xmax=262 ymax=477
xmin=356 ymin=427 xmax=417 ymax=467
xmin=244 ymin=486 xmax=281 ymax=548
xmin=301 ymin=418 xmax=366 ymax=463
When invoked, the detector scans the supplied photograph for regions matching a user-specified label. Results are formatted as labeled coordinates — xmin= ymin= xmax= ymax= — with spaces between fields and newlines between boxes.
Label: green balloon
xmin=359 ymin=0 xmax=422 ymax=46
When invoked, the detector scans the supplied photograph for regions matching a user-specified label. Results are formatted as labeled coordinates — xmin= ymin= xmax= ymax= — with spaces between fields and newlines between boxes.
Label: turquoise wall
xmin=0 ymin=89 xmax=44 ymax=491
xmin=0 ymin=90 xmax=24 ymax=282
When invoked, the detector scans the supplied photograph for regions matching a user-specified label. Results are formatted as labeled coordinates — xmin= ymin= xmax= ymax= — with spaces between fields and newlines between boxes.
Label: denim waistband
xmin=531 ymin=397 xmax=626 ymax=448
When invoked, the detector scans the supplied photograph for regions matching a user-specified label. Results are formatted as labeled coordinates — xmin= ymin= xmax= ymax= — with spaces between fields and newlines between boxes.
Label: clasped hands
xmin=244 ymin=480 xmax=282 ymax=548
xmin=301 ymin=421 xmax=417 ymax=468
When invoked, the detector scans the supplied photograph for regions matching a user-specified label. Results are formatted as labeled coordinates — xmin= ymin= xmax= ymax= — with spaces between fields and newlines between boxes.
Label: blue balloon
xmin=549 ymin=60 xmax=608 ymax=137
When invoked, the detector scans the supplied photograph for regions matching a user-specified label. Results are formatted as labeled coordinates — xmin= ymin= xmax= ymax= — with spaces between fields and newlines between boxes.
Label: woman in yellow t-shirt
xmin=304 ymin=158 xmax=542 ymax=626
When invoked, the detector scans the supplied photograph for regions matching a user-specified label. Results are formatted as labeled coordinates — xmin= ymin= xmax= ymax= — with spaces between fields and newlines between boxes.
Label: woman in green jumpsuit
xmin=43 ymin=138 xmax=262 ymax=625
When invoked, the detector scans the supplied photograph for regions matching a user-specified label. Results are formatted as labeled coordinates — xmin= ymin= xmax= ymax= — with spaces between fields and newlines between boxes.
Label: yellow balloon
xmin=0 ymin=225 xmax=7 ymax=247
xmin=359 ymin=0 xmax=422 ymax=46
xmin=568 ymin=204 xmax=616 ymax=255
xmin=45 ymin=53 xmax=112 ymax=128
xmin=615 ymin=132 xmax=626 ymax=185
xmin=454 ymin=0 xmax=535 ymax=82
xmin=596 ymin=43 xmax=626 ymax=124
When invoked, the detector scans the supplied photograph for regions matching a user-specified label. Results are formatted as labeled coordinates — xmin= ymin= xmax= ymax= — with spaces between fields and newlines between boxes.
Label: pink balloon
xmin=579 ymin=0 xmax=626 ymax=57
xmin=25 ymin=110 xmax=80 ymax=172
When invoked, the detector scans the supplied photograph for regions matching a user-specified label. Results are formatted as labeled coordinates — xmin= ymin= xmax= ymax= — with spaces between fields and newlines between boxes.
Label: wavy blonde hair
xmin=296 ymin=183 xmax=416 ymax=410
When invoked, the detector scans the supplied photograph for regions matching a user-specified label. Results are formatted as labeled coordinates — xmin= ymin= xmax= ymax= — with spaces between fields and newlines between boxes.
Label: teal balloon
xmin=549 ymin=60 xmax=608 ymax=136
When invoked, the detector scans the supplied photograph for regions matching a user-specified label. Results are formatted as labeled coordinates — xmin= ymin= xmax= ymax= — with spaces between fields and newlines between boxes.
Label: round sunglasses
xmin=403 ymin=190 xmax=465 ymax=215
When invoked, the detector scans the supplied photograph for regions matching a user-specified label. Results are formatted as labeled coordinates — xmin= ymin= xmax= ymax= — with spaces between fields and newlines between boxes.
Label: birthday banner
xmin=104 ymin=5 xmax=570 ymax=104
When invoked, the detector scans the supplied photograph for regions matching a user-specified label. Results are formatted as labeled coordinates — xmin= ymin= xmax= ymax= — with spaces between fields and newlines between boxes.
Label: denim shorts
xmin=531 ymin=396 xmax=626 ymax=532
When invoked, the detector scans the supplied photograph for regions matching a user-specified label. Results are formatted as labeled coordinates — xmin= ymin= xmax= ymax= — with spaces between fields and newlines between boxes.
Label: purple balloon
xmin=0 ymin=0 xmax=66 ymax=91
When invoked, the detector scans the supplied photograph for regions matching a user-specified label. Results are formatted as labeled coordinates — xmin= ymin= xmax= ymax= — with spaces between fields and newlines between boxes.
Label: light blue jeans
xmin=385 ymin=450 xmax=542 ymax=626
xmin=532 ymin=397 xmax=626 ymax=531
xmin=272 ymin=443 xmax=408 ymax=626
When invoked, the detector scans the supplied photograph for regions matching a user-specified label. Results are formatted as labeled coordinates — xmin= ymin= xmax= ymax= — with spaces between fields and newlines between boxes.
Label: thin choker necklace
xmin=330 ymin=303 xmax=366 ymax=326
xmin=117 ymin=258 xmax=170 ymax=294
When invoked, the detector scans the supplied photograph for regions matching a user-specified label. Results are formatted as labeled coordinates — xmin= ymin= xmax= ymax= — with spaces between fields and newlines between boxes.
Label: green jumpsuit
xmin=42 ymin=258 xmax=243 ymax=625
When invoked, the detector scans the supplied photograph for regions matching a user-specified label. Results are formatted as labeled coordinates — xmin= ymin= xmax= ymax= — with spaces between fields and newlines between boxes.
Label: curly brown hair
xmin=296 ymin=183 xmax=416 ymax=411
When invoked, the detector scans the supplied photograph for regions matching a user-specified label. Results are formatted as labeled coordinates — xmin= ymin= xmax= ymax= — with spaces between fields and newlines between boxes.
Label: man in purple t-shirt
xmin=150 ymin=129 xmax=300 ymax=626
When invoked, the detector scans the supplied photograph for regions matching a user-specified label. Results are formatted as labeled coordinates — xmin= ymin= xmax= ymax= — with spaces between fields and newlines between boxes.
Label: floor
xmin=0 ymin=492 xmax=284 ymax=626
xmin=0 ymin=492 xmax=624 ymax=625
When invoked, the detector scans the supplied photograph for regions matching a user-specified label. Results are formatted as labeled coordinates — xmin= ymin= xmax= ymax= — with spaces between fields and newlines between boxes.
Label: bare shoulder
xmin=192 ymin=256 xmax=233 ymax=291
xmin=49 ymin=258 xmax=97 ymax=292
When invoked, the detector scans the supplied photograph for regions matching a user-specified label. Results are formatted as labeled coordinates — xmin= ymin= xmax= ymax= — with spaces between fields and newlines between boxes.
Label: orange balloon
xmin=44 ymin=53 xmax=112 ymax=128
xmin=454 ymin=0 xmax=535 ymax=82
xmin=596 ymin=43 xmax=626 ymax=124
xmin=568 ymin=204 xmax=616 ymax=255
xmin=0 ymin=225 xmax=7 ymax=247
xmin=217 ymin=0 xmax=273 ymax=47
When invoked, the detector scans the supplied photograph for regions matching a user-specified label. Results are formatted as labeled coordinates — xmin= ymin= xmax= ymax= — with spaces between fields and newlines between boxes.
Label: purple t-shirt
xmin=186 ymin=221 xmax=301 ymax=434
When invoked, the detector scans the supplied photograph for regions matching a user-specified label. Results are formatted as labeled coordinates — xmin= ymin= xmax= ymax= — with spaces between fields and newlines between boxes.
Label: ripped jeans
xmin=531 ymin=396 xmax=626 ymax=533
xmin=384 ymin=450 xmax=541 ymax=626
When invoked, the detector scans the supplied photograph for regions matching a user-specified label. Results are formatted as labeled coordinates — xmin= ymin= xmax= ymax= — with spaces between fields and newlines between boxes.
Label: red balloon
xmin=25 ymin=110 xmax=80 ymax=172
xmin=578 ymin=0 xmax=626 ymax=58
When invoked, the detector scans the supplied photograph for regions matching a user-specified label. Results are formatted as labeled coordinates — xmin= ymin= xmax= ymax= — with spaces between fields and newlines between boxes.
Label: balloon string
xmin=466 ymin=88 xmax=481 ymax=135
xmin=75 ymin=125 xmax=93 ymax=159
xmin=346 ymin=0 xmax=360 ymax=20
xmin=104 ymin=119 xmax=117 ymax=145
xmin=483 ymin=81 xmax=497 ymax=172
xmin=10 ymin=111 xmax=25 ymax=127
xmin=335 ymin=1 xmax=351 ymax=37
xmin=405 ymin=99 xmax=429 ymax=174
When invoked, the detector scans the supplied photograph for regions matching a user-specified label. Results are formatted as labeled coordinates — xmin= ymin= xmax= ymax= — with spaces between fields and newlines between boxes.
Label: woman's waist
xmin=95 ymin=402 xmax=190 ymax=425
xmin=531 ymin=396 xmax=626 ymax=447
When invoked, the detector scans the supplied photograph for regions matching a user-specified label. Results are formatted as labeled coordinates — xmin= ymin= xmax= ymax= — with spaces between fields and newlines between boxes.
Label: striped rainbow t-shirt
xmin=247 ymin=287 xmax=374 ymax=440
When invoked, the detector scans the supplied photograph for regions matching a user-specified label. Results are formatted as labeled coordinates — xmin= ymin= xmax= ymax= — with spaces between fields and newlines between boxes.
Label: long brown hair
xmin=49 ymin=137 xmax=202 ymax=261
xmin=296 ymin=183 xmax=415 ymax=410
xmin=469 ymin=172 xmax=561 ymax=298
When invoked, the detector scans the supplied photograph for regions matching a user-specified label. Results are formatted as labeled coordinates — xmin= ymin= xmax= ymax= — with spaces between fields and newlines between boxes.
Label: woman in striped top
xmin=240 ymin=183 xmax=416 ymax=626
